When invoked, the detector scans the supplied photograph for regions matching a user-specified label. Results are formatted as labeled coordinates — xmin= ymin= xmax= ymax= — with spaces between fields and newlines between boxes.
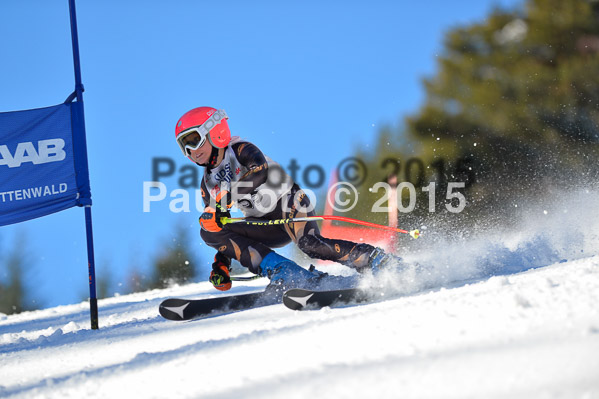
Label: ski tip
xmin=159 ymin=299 xmax=191 ymax=321
xmin=282 ymin=289 xmax=315 ymax=311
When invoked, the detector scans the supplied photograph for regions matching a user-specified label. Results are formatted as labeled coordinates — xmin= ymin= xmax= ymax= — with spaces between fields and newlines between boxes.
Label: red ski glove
xmin=209 ymin=253 xmax=232 ymax=291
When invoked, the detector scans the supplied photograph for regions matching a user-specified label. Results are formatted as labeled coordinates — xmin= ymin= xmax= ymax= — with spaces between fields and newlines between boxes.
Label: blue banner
xmin=0 ymin=102 xmax=92 ymax=226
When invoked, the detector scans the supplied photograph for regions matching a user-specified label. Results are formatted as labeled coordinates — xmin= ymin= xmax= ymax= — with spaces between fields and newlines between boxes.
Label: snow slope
xmin=1 ymin=190 xmax=599 ymax=398
xmin=1 ymin=255 xmax=598 ymax=399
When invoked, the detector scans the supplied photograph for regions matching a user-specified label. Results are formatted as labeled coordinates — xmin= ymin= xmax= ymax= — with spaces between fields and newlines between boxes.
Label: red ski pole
xmin=222 ymin=215 xmax=420 ymax=239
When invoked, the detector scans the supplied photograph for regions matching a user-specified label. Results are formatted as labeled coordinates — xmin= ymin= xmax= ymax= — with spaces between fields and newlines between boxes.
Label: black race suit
xmin=200 ymin=137 xmax=376 ymax=274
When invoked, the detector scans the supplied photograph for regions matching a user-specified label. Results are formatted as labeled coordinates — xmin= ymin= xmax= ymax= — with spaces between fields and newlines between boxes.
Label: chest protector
xmin=203 ymin=138 xmax=294 ymax=217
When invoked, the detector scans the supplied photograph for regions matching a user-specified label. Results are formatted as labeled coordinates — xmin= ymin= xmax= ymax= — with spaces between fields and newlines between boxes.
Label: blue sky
xmin=0 ymin=0 xmax=523 ymax=308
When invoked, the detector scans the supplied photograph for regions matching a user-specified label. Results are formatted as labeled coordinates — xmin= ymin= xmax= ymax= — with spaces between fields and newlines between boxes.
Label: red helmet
xmin=175 ymin=107 xmax=231 ymax=157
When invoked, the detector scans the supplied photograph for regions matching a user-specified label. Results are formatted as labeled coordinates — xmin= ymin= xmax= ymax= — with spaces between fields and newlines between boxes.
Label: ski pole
xmin=221 ymin=215 xmax=420 ymax=239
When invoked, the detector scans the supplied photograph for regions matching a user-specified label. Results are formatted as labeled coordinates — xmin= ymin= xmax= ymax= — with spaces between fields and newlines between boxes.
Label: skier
xmin=175 ymin=106 xmax=400 ymax=292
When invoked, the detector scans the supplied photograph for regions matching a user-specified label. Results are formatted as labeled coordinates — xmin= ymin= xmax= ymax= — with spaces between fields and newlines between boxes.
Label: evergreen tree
xmin=124 ymin=267 xmax=149 ymax=294
xmin=0 ymin=233 xmax=40 ymax=314
xmin=148 ymin=224 xmax=197 ymax=289
xmin=351 ymin=0 xmax=599 ymax=235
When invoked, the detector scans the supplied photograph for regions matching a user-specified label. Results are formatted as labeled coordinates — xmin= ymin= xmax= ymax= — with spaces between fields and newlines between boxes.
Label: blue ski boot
xmin=367 ymin=248 xmax=405 ymax=273
xmin=259 ymin=252 xmax=359 ymax=293
xmin=259 ymin=252 xmax=316 ymax=286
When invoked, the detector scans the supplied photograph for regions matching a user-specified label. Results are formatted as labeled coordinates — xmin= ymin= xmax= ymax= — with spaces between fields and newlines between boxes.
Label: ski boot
xmin=367 ymin=248 xmax=405 ymax=273
xmin=259 ymin=252 xmax=359 ymax=294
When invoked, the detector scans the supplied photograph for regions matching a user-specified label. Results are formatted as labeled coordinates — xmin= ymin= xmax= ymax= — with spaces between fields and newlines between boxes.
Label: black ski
xmin=282 ymin=287 xmax=372 ymax=310
xmin=159 ymin=290 xmax=279 ymax=321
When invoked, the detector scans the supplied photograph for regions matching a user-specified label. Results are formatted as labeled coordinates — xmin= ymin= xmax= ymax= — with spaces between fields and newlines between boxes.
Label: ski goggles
xmin=176 ymin=109 xmax=228 ymax=156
